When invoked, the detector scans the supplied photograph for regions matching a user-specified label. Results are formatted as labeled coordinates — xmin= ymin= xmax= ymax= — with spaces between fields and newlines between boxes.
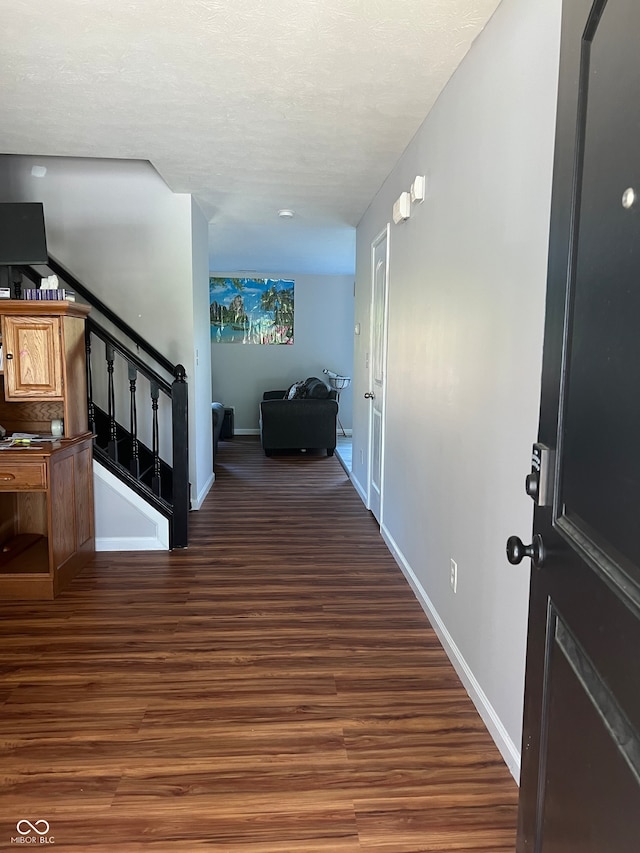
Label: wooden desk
xmin=0 ymin=434 xmax=95 ymax=600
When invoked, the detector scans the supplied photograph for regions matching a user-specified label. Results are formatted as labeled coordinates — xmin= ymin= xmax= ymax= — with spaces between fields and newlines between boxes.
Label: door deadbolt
xmin=527 ymin=443 xmax=555 ymax=507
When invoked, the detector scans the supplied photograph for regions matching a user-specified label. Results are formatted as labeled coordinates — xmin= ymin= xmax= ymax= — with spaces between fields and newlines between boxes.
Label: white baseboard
xmin=231 ymin=428 xmax=352 ymax=438
xmin=95 ymin=536 xmax=169 ymax=551
xmin=350 ymin=472 xmax=368 ymax=507
xmin=191 ymin=471 xmax=215 ymax=510
xmin=380 ymin=523 xmax=521 ymax=782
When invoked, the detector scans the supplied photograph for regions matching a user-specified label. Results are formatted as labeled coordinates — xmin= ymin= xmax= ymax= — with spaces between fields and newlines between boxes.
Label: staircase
xmin=17 ymin=256 xmax=190 ymax=549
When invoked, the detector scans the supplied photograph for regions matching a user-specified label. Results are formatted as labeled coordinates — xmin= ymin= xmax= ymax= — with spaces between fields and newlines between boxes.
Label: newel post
xmin=171 ymin=364 xmax=189 ymax=548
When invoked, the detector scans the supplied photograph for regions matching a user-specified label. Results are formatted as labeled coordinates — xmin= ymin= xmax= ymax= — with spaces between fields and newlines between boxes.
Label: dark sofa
xmin=260 ymin=377 xmax=338 ymax=457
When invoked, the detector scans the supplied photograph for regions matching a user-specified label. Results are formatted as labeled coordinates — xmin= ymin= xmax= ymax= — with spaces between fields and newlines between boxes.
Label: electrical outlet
xmin=450 ymin=559 xmax=458 ymax=594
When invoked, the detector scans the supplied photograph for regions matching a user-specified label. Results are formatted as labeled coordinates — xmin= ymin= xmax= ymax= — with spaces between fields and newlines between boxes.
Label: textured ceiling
xmin=0 ymin=0 xmax=501 ymax=273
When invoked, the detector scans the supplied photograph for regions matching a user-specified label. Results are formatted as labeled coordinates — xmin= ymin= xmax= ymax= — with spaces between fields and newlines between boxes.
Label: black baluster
xmin=128 ymin=363 xmax=140 ymax=479
xmin=150 ymin=381 xmax=161 ymax=496
xmin=106 ymin=343 xmax=117 ymax=460
xmin=171 ymin=364 xmax=189 ymax=548
xmin=85 ymin=330 xmax=95 ymax=436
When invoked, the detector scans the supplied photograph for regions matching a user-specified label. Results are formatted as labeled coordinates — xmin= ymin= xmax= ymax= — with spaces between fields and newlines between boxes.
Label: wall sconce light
xmin=411 ymin=175 xmax=426 ymax=204
xmin=392 ymin=191 xmax=411 ymax=224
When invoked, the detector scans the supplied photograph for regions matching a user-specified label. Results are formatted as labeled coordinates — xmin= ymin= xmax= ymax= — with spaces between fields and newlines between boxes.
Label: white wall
xmin=210 ymin=272 xmax=354 ymax=432
xmin=0 ymin=154 xmax=213 ymax=508
xmin=191 ymin=198 xmax=214 ymax=506
xmin=94 ymin=462 xmax=170 ymax=551
xmin=353 ymin=0 xmax=562 ymax=777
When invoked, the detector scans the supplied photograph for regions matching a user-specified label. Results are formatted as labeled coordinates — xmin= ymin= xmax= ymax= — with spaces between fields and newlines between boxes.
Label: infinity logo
xmin=16 ymin=820 xmax=50 ymax=836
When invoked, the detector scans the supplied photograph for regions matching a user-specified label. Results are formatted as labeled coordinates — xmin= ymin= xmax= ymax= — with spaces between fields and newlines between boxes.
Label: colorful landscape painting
xmin=210 ymin=277 xmax=294 ymax=344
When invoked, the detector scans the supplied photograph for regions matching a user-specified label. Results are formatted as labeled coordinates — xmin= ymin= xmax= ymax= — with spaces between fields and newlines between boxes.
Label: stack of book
xmin=22 ymin=289 xmax=76 ymax=301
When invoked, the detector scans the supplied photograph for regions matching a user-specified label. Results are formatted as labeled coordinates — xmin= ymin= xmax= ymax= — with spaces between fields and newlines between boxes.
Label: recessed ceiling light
xmin=278 ymin=209 xmax=294 ymax=218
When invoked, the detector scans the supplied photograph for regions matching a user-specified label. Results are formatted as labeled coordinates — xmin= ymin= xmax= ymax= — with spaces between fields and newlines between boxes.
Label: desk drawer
xmin=0 ymin=462 xmax=47 ymax=490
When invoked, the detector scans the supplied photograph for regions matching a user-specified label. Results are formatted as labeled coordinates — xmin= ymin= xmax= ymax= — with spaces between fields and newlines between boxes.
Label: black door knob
xmin=506 ymin=534 xmax=546 ymax=568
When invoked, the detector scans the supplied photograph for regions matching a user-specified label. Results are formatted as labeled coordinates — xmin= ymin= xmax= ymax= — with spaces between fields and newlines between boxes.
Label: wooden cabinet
xmin=0 ymin=436 xmax=95 ymax=600
xmin=2 ymin=314 xmax=63 ymax=397
xmin=0 ymin=300 xmax=90 ymax=437
xmin=0 ymin=300 xmax=95 ymax=600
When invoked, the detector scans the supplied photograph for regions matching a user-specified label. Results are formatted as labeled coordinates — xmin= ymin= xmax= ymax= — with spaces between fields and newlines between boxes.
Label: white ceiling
xmin=1 ymin=0 xmax=501 ymax=274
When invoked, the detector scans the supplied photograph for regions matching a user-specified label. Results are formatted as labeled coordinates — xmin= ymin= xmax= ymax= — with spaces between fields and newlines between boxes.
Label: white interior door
xmin=368 ymin=226 xmax=389 ymax=523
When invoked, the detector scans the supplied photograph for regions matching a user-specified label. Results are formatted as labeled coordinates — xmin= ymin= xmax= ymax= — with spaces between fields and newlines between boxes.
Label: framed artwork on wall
xmin=210 ymin=277 xmax=294 ymax=344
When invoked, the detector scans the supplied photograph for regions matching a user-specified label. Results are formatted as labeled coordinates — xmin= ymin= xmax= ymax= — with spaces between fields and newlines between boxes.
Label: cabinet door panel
xmin=75 ymin=446 xmax=94 ymax=547
xmin=51 ymin=454 xmax=76 ymax=569
xmin=3 ymin=316 xmax=63 ymax=399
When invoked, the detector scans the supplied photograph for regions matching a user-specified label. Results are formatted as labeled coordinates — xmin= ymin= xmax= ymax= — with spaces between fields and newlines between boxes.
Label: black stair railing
xmin=20 ymin=255 xmax=190 ymax=549
xmin=85 ymin=318 xmax=189 ymax=549
xmin=46 ymin=255 xmax=175 ymax=375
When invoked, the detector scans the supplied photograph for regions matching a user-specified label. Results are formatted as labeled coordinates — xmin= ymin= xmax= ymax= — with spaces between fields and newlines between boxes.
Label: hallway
xmin=0 ymin=436 xmax=517 ymax=851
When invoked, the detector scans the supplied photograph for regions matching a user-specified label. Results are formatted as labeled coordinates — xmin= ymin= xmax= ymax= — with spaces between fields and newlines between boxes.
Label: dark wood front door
xmin=514 ymin=1 xmax=640 ymax=850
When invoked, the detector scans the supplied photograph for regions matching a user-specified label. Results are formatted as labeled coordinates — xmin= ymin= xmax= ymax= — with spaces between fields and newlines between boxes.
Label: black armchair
xmin=260 ymin=378 xmax=338 ymax=457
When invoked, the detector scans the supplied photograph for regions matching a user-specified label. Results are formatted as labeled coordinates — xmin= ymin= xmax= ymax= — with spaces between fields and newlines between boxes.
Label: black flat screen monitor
xmin=0 ymin=202 xmax=48 ymax=265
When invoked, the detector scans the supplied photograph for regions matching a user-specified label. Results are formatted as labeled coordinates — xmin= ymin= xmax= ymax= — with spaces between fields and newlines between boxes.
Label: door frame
xmin=367 ymin=224 xmax=390 ymax=522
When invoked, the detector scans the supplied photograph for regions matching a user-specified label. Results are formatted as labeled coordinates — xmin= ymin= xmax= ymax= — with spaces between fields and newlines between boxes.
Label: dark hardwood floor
xmin=0 ymin=437 xmax=518 ymax=851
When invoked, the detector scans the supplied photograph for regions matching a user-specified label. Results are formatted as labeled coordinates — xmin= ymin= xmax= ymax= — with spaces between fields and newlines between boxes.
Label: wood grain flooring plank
xmin=0 ymin=436 xmax=517 ymax=851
